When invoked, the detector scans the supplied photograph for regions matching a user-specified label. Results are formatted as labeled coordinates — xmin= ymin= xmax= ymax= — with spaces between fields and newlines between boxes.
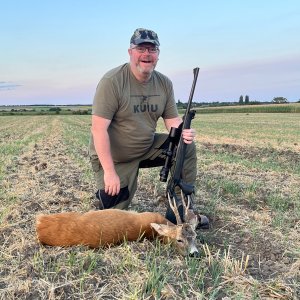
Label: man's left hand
xmin=182 ymin=128 xmax=196 ymax=144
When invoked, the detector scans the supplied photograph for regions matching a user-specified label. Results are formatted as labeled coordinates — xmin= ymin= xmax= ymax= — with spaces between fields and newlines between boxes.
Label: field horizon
xmin=0 ymin=102 xmax=300 ymax=116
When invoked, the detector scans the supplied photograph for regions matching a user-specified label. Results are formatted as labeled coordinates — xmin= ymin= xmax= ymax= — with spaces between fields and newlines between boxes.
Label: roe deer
xmin=36 ymin=193 xmax=199 ymax=256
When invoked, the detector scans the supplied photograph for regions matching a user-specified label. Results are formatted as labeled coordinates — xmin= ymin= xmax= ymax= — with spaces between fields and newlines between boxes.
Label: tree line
xmin=177 ymin=96 xmax=299 ymax=109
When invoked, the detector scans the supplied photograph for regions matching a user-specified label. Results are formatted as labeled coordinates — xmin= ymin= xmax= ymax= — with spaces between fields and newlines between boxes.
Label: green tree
xmin=272 ymin=97 xmax=288 ymax=104
xmin=239 ymin=95 xmax=244 ymax=105
xmin=177 ymin=99 xmax=185 ymax=109
xmin=245 ymin=95 xmax=249 ymax=104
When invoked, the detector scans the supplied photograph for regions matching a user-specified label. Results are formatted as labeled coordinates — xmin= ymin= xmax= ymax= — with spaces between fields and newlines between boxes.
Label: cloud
xmin=0 ymin=82 xmax=22 ymax=91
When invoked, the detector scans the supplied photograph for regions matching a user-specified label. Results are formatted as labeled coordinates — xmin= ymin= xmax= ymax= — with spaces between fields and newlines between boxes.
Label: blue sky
xmin=1 ymin=0 xmax=300 ymax=105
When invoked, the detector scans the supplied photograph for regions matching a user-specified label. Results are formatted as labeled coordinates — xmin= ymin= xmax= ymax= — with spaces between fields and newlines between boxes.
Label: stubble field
xmin=0 ymin=113 xmax=299 ymax=299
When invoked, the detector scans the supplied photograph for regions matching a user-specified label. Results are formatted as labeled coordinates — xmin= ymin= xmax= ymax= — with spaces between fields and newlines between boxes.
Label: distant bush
xmin=72 ymin=110 xmax=89 ymax=115
xmin=49 ymin=107 xmax=62 ymax=112
xmin=272 ymin=97 xmax=288 ymax=104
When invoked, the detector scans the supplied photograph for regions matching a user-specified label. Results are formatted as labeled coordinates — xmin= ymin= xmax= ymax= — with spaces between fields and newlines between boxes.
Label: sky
xmin=1 ymin=0 xmax=300 ymax=105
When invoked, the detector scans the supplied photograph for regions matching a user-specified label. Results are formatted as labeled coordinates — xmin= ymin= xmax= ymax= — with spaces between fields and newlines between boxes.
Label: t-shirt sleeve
xmin=92 ymin=77 xmax=118 ymax=120
xmin=162 ymin=79 xmax=179 ymax=119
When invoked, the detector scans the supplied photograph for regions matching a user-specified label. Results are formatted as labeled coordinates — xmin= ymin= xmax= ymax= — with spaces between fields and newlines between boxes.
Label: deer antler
xmin=180 ymin=191 xmax=198 ymax=228
xmin=167 ymin=192 xmax=182 ymax=225
xmin=180 ymin=190 xmax=190 ymax=221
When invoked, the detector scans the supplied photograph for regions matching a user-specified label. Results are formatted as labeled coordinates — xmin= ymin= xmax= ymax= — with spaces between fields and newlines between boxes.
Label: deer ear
xmin=150 ymin=223 xmax=171 ymax=236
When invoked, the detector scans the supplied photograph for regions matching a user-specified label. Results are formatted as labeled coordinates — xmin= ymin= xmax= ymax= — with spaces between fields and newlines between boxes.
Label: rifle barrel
xmin=182 ymin=67 xmax=199 ymax=129
xmin=169 ymin=67 xmax=200 ymax=189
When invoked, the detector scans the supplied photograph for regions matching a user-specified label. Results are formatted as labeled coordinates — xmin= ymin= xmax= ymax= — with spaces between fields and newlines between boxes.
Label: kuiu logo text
xmin=133 ymin=104 xmax=158 ymax=113
xmin=130 ymin=94 xmax=159 ymax=113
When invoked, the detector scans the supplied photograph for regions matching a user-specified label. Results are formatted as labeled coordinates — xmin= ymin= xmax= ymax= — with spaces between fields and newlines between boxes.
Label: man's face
xmin=128 ymin=43 xmax=160 ymax=78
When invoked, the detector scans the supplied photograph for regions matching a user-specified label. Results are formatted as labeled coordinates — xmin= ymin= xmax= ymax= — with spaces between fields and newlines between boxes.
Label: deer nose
xmin=189 ymin=248 xmax=200 ymax=258
xmin=189 ymin=251 xmax=200 ymax=258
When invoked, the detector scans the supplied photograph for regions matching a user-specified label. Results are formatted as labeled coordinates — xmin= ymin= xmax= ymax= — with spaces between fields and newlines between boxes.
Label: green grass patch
xmin=60 ymin=115 xmax=93 ymax=182
xmin=193 ymin=103 xmax=300 ymax=114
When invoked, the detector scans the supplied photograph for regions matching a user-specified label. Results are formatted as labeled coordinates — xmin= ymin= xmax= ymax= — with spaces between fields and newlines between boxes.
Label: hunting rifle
xmin=160 ymin=67 xmax=199 ymax=214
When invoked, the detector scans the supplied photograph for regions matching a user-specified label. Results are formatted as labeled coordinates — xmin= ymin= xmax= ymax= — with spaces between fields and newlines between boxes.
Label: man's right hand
xmin=92 ymin=115 xmax=120 ymax=196
xmin=104 ymin=170 xmax=120 ymax=196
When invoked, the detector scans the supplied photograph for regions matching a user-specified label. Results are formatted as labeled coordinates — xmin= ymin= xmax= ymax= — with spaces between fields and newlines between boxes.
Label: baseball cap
xmin=130 ymin=28 xmax=160 ymax=46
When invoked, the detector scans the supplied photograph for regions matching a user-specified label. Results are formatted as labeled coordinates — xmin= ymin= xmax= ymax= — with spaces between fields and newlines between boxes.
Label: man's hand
xmin=164 ymin=118 xmax=196 ymax=145
xmin=104 ymin=169 xmax=120 ymax=196
xmin=182 ymin=128 xmax=196 ymax=144
xmin=92 ymin=115 xmax=121 ymax=196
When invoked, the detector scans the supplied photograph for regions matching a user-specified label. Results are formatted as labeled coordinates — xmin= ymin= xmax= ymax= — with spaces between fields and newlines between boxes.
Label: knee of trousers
xmin=95 ymin=170 xmax=138 ymax=210
xmin=185 ymin=142 xmax=197 ymax=160
xmin=182 ymin=142 xmax=197 ymax=184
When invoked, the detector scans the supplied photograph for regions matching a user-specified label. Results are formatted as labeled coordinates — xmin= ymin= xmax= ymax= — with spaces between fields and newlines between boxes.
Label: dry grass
xmin=0 ymin=114 xmax=299 ymax=299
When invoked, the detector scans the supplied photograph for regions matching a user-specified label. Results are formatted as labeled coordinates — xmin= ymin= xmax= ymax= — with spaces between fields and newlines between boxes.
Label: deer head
xmin=151 ymin=191 xmax=199 ymax=257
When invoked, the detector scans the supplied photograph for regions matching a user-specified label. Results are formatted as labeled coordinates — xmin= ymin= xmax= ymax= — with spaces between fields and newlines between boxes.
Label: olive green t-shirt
xmin=89 ymin=63 xmax=178 ymax=163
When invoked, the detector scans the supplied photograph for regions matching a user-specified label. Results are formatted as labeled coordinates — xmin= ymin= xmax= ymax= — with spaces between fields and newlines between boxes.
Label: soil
xmin=0 ymin=120 xmax=299 ymax=299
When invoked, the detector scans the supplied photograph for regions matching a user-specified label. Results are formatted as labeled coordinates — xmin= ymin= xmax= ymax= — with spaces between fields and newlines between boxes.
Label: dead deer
xmin=36 ymin=193 xmax=199 ymax=256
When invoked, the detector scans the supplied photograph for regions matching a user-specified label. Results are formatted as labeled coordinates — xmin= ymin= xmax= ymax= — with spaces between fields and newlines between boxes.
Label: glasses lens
xmin=134 ymin=46 xmax=158 ymax=53
xmin=149 ymin=47 xmax=158 ymax=53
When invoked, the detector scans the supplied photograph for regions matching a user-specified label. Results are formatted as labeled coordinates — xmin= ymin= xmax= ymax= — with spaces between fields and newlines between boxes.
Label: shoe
xmin=165 ymin=204 xmax=210 ymax=230
xmin=196 ymin=214 xmax=210 ymax=230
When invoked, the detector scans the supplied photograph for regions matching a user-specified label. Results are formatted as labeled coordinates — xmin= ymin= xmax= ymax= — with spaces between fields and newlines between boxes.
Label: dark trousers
xmin=90 ymin=133 xmax=197 ymax=210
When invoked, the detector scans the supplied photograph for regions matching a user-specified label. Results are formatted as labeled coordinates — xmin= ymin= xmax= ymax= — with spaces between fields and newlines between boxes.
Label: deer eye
xmin=177 ymin=239 xmax=184 ymax=244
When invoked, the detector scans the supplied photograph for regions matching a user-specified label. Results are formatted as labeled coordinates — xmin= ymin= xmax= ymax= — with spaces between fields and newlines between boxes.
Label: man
xmin=89 ymin=28 xmax=208 ymax=228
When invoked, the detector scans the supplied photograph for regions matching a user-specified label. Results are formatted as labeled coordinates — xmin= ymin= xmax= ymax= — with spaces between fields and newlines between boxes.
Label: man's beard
xmin=136 ymin=62 xmax=156 ymax=76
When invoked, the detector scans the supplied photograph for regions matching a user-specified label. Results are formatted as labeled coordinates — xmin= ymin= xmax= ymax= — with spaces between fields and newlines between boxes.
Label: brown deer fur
xmin=36 ymin=209 xmax=171 ymax=248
